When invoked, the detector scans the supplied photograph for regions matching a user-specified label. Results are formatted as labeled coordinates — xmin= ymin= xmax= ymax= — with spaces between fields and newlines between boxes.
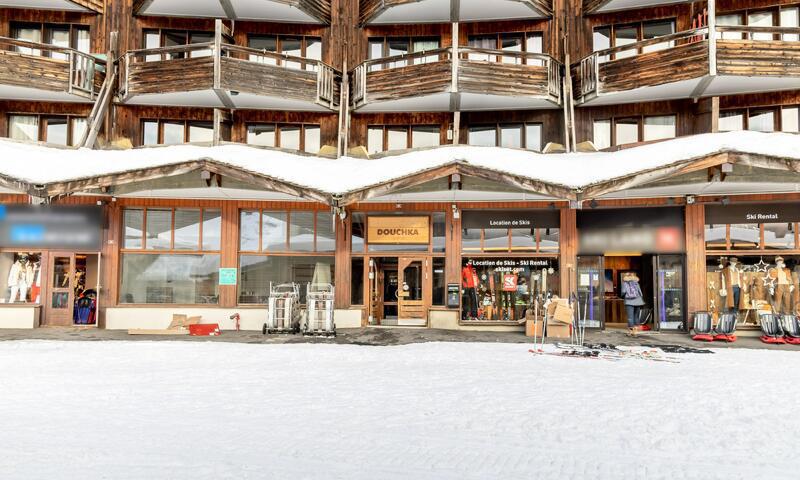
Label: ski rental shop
xmin=0 ymin=200 xmax=103 ymax=328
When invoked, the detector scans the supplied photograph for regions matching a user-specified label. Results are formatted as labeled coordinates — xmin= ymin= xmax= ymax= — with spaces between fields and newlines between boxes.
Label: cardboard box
xmin=552 ymin=304 xmax=574 ymax=324
xmin=526 ymin=319 xmax=543 ymax=337
xmin=546 ymin=323 xmax=571 ymax=339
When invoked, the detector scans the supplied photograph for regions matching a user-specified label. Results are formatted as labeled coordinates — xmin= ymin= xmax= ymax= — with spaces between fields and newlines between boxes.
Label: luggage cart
xmin=263 ymin=283 xmax=300 ymax=334
xmin=304 ymin=283 xmax=336 ymax=337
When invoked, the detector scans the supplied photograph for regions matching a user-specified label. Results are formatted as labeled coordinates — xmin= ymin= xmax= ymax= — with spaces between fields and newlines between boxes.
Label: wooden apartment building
xmin=0 ymin=0 xmax=798 ymax=332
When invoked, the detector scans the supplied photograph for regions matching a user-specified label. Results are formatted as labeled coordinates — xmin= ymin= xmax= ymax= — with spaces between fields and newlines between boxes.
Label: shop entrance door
xmin=652 ymin=255 xmax=686 ymax=331
xmin=43 ymin=252 xmax=100 ymax=327
xmin=397 ymin=257 xmax=428 ymax=326
xmin=45 ymin=253 xmax=75 ymax=326
xmin=577 ymin=256 xmax=605 ymax=328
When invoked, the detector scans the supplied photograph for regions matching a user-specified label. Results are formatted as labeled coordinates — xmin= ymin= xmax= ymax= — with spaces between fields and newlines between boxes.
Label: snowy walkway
xmin=1 ymin=341 xmax=798 ymax=479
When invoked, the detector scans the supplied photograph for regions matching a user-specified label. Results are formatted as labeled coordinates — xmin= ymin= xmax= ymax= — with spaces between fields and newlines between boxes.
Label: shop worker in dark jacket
xmin=622 ymin=272 xmax=645 ymax=333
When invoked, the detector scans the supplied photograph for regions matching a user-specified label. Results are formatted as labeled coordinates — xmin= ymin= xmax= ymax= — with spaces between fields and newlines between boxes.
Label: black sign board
xmin=0 ymin=205 xmax=103 ymax=251
xmin=705 ymin=203 xmax=800 ymax=224
xmin=461 ymin=210 xmax=560 ymax=229
xmin=446 ymin=283 xmax=460 ymax=308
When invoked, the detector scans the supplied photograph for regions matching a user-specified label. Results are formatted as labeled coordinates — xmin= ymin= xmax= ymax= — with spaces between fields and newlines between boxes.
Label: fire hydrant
xmin=229 ymin=313 xmax=241 ymax=331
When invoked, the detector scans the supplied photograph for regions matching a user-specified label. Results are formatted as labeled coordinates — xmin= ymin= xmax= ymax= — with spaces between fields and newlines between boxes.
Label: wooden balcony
xmin=120 ymin=43 xmax=339 ymax=112
xmin=583 ymin=0 xmax=691 ymax=14
xmin=359 ymin=0 xmax=551 ymax=24
xmin=134 ymin=0 xmax=331 ymax=24
xmin=0 ymin=0 xmax=103 ymax=13
xmin=574 ymin=25 xmax=800 ymax=106
xmin=352 ymin=47 xmax=561 ymax=112
xmin=0 ymin=37 xmax=105 ymax=103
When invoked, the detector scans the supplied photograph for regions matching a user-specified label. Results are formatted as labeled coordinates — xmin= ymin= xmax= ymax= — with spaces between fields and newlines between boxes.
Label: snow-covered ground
xmin=1 ymin=341 xmax=798 ymax=479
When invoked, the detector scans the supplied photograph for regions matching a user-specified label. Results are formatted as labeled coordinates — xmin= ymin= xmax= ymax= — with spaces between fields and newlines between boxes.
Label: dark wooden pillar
xmin=334 ymin=211 xmax=351 ymax=309
xmin=560 ymin=208 xmax=577 ymax=297
xmin=685 ymin=204 xmax=707 ymax=326
xmin=219 ymin=201 xmax=239 ymax=308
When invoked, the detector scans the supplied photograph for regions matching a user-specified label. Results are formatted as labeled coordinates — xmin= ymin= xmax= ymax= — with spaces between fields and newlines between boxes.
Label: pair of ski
xmin=529 ymin=343 xmax=681 ymax=363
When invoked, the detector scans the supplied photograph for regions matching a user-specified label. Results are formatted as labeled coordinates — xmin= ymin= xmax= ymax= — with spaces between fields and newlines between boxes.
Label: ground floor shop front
xmin=2 ymin=194 xmax=800 ymax=333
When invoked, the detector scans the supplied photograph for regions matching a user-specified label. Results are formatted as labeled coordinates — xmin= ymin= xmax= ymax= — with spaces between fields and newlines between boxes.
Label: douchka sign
xmin=0 ymin=205 xmax=102 ymax=251
xmin=367 ymin=216 xmax=429 ymax=244
xmin=705 ymin=203 xmax=800 ymax=224
xmin=461 ymin=210 xmax=560 ymax=229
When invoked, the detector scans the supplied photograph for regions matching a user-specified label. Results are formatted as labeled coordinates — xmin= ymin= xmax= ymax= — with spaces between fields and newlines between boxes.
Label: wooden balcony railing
xmin=575 ymin=25 xmax=800 ymax=102
xmin=121 ymin=40 xmax=339 ymax=109
xmin=0 ymin=36 xmax=104 ymax=100
xmin=353 ymin=46 xmax=561 ymax=109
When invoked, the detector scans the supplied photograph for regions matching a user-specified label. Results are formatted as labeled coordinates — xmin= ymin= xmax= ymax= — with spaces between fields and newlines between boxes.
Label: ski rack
xmin=263 ymin=282 xmax=300 ymax=334
xmin=304 ymin=283 xmax=336 ymax=337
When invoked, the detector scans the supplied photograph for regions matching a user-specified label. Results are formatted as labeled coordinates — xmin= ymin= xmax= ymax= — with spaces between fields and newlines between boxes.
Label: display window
xmin=461 ymin=227 xmax=559 ymax=253
xmin=120 ymin=207 xmax=222 ymax=304
xmin=705 ymin=255 xmax=800 ymax=322
xmin=461 ymin=258 xmax=559 ymax=322
xmin=0 ymin=252 xmax=42 ymax=305
xmin=238 ymin=209 xmax=335 ymax=304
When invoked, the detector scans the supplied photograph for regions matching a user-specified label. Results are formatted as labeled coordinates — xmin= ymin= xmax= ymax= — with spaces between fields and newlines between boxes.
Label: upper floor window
xmin=467 ymin=32 xmax=543 ymax=64
xmin=367 ymin=125 xmax=440 ymax=155
xmin=7 ymin=114 xmax=86 ymax=146
xmin=11 ymin=22 xmax=90 ymax=57
xmin=717 ymin=6 xmax=799 ymax=41
xmin=467 ymin=123 xmax=542 ymax=152
xmin=367 ymin=36 xmax=441 ymax=70
xmin=143 ymin=29 xmax=213 ymax=60
xmin=592 ymin=115 xmax=676 ymax=149
xmin=593 ymin=20 xmax=675 ymax=61
xmin=246 ymin=123 xmax=320 ymax=153
xmin=142 ymin=120 xmax=213 ymax=145
xmin=247 ymin=35 xmax=321 ymax=70
xmin=719 ymin=106 xmax=800 ymax=133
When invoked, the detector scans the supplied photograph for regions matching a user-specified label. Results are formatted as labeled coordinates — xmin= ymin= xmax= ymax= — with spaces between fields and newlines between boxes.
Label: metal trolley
xmin=304 ymin=283 xmax=336 ymax=337
xmin=263 ymin=283 xmax=301 ymax=334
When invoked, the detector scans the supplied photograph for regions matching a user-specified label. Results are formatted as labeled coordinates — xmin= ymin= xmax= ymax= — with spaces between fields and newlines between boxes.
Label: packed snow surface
xmin=1 ymin=340 xmax=799 ymax=479
xmin=0 ymin=130 xmax=798 ymax=194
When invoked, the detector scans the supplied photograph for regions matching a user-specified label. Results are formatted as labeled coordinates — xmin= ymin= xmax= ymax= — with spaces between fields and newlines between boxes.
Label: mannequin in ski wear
xmin=770 ymin=256 xmax=794 ymax=314
xmin=7 ymin=254 xmax=33 ymax=303
xmin=621 ymin=272 xmax=645 ymax=329
xmin=461 ymin=261 xmax=479 ymax=319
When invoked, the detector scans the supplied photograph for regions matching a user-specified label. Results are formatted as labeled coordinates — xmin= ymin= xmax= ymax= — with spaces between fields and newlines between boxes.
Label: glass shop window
xmin=763 ymin=223 xmax=795 ymax=250
xmin=0 ymin=252 xmax=43 ymax=304
xmin=704 ymin=223 xmax=728 ymax=250
xmin=461 ymin=258 xmax=559 ymax=322
xmin=238 ymin=256 xmax=334 ymax=304
xmin=729 ymin=224 xmax=761 ymax=250
xmin=351 ymin=257 xmax=364 ymax=305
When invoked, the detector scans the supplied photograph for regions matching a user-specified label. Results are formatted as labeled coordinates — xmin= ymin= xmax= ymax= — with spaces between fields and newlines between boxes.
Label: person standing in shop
xmin=461 ymin=260 xmax=479 ymax=320
xmin=621 ymin=272 xmax=645 ymax=333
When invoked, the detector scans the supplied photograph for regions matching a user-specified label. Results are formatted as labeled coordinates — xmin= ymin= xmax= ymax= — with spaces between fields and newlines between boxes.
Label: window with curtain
xmin=11 ymin=23 xmax=90 ymax=57
xmin=367 ymin=125 xmax=441 ymax=153
xmin=141 ymin=120 xmax=216 ymax=145
xmin=245 ymin=123 xmax=321 ymax=152
xmin=367 ymin=36 xmax=441 ymax=70
xmin=468 ymin=123 xmax=544 ymax=151
xmin=7 ymin=114 xmax=87 ymax=146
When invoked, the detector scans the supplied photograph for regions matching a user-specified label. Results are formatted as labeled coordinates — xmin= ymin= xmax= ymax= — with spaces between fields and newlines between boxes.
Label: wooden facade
xmin=0 ymin=0 xmax=798 ymax=330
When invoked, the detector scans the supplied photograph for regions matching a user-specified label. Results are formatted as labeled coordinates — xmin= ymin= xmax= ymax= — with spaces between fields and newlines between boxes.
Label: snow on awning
xmin=0 ymin=131 xmax=798 ymax=204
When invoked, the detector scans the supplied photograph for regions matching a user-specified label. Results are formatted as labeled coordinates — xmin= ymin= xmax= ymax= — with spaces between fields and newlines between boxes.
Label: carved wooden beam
xmin=337 ymin=160 xmax=575 ymax=206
